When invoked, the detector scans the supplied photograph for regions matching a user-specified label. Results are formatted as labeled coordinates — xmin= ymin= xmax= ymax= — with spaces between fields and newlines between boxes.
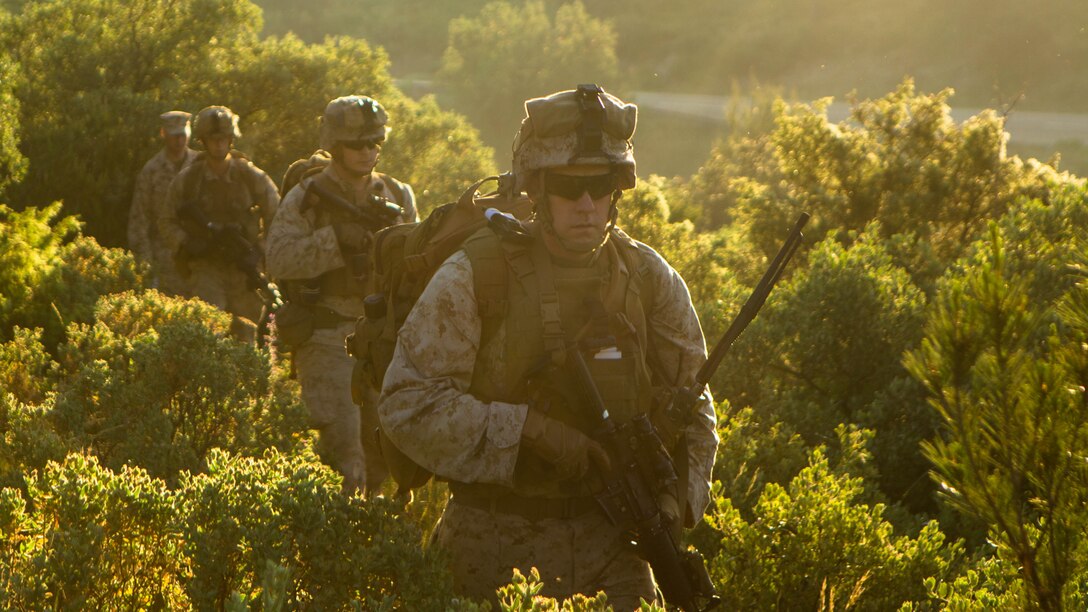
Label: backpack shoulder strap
xmin=461 ymin=227 xmax=510 ymax=321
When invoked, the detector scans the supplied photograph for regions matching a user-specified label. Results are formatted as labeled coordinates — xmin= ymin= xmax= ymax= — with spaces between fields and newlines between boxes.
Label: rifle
xmin=569 ymin=212 xmax=810 ymax=611
xmin=177 ymin=200 xmax=283 ymax=346
xmin=304 ymin=178 xmax=404 ymax=232
xmin=570 ymin=345 xmax=719 ymax=612
xmin=658 ymin=212 xmax=810 ymax=437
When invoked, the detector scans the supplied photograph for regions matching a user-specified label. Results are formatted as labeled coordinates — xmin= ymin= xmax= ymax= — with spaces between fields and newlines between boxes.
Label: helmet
xmin=320 ymin=95 xmax=389 ymax=151
xmin=512 ymin=84 xmax=637 ymax=192
xmin=193 ymin=106 xmax=241 ymax=140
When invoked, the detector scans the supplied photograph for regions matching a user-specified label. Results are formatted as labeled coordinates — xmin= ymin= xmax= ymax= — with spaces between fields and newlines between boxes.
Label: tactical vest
xmin=297 ymin=171 xmax=409 ymax=300
xmin=180 ymin=154 xmax=266 ymax=253
xmin=461 ymin=226 xmax=658 ymax=497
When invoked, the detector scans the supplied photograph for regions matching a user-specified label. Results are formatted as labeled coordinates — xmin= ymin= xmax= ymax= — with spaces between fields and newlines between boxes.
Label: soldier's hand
xmin=334 ymin=221 xmax=371 ymax=252
xmin=521 ymin=410 xmax=611 ymax=480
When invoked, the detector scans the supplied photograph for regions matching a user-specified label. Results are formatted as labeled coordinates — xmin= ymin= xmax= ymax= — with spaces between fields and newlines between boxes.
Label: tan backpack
xmin=346 ymin=174 xmax=532 ymax=492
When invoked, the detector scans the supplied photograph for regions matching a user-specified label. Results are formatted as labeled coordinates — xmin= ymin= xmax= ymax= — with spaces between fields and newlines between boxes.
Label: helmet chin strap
xmin=534 ymin=171 xmax=621 ymax=255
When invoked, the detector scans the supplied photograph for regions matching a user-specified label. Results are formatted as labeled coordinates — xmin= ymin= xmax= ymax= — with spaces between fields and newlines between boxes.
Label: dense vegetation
xmin=3 ymin=0 xmax=1088 ymax=609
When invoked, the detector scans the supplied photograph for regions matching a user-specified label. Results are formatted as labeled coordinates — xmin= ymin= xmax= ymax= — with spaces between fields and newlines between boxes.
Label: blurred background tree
xmin=436 ymin=0 xmax=618 ymax=152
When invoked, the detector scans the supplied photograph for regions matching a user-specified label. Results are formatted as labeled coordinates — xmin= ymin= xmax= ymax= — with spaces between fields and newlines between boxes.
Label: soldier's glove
xmin=521 ymin=410 xmax=611 ymax=480
xmin=657 ymin=490 xmax=683 ymax=540
xmin=333 ymin=221 xmax=372 ymax=252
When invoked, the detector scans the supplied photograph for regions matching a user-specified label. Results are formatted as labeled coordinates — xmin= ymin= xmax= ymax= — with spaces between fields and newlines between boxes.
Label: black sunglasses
xmin=543 ymin=172 xmax=616 ymax=200
xmin=341 ymin=138 xmax=383 ymax=151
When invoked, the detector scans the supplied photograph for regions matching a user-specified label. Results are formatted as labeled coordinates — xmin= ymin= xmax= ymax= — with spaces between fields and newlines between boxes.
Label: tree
xmin=437 ymin=0 xmax=618 ymax=151
xmin=683 ymin=81 xmax=1068 ymax=292
xmin=2 ymin=0 xmax=261 ymax=247
xmin=2 ymin=0 xmax=495 ymax=247
xmin=906 ymin=224 xmax=1088 ymax=611
xmin=0 ymin=52 xmax=26 ymax=195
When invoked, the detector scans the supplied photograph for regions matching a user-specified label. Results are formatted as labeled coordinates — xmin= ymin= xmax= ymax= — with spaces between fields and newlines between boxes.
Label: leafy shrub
xmin=1 ymin=454 xmax=187 ymax=609
xmin=178 ymin=448 xmax=455 ymax=610
xmin=721 ymin=225 xmax=933 ymax=512
xmin=704 ymin=445 xmax=963 ymax=610
xmin=684 ymin=81 xmax=1072 ymax=292
xmin=0 ymin=392 xmax=67 ymax=492
xmin=50 ymin=290 xmax=308 ymax=481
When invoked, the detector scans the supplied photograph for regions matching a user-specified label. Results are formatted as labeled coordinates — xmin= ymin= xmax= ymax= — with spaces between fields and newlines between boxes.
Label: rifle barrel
xmin=695 ymin=212 xmax=809 ymax=388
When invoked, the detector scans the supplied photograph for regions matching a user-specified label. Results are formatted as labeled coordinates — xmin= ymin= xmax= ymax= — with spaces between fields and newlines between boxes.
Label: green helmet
xmin=320 ymin=95 xmax=389 ymax=151
xmin=193 ymin=106 xmax=241 ymax=140
xmin=512 ymin=84 xmax=637 ymax=192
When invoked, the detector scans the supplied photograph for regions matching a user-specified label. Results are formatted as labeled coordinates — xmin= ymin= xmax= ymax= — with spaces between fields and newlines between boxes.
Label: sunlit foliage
xmin=437 ymin=0 xmax=618 ymax=149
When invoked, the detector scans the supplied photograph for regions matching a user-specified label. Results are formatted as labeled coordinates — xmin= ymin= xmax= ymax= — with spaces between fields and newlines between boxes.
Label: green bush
xmin=720 ymin=225 xmax=933 ymax=513
xmin=683 ymin=81 xmax=1071 ymax=292
xmin=906 ymin=224 xmax=1088 ymax=610
xmin=50 ymin=290 xmax=308 ymax=481
xmin=0 ymin=204 xmax=143 ymax=351
xmin=0 ymin=51 xmax=26 ymax=194
xmin=704 ymin=444 xmax=964 ymax=610
xmin=178 ymin=448 xmax=454 ymax=609
xmin=1 ymin=454 xmax=187 ymax=609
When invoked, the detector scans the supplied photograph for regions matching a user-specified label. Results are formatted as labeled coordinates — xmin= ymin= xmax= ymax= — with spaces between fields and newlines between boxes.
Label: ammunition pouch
xmin=272 ymin=301 xmax=314 ymax=352
xmin=347 ymin=293 xmax=396 ymax=402
xmin=273 ymin=302 xmax=352 ymax=353
xmin=582 ymin=350 xmax=643 ymax=424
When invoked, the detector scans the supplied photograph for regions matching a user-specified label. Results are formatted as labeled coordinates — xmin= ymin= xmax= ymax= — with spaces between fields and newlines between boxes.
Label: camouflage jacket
xmin=265 ymin=166 xmax=417 ymax=319
xmin=129 ymin=147 xmax=197 ymax=266
xmin=379 ymin=239 xmax=719 ymax=525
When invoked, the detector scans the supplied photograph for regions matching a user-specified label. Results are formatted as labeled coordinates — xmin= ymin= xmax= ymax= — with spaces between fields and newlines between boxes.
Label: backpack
xmin=279 ymin=149 xmax=412 ymax=206
xmin=280 ymin=149 xmax=331 ymax=196
xmin=347 ymin=174 xmax=532 ymax=492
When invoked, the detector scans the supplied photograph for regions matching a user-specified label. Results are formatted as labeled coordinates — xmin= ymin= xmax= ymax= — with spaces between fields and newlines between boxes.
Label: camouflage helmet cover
xmin=193 ymin=106 xmax=241 ymax=140
xmin=320 ymin=95 xmax=389 ymax=151
xmin=512 ymin=84 xmax=637 ymax=191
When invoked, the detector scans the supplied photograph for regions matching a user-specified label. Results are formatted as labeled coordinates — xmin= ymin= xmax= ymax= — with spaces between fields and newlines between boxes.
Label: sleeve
xmin=264 ymin=185 xmax=345 ymax=281
xmin=399 ymin=182 xmax=419 ymax=223
xmin=378 ymin=250 xmax=529 ymax=485
xmin=158 ymin=174 xmax=189 ymax=261
xmin=128 ymin=167 xmax=153 ymax=261
xmin=258 ymin=170 xmax=280 ymax=232
xmin=642 ymin=247 xmax=719 ymax=526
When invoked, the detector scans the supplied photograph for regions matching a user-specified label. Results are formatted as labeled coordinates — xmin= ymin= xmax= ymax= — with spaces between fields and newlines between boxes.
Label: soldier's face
xmin=335 ymin=139 xmax=381 ymax=178
xmin=543 ymin=165 xmax=615 ymax=254
xmin=162 ymin=130 xmax=189 ymax=156
xmin=202 ymin=134 xmax=232 ymax=161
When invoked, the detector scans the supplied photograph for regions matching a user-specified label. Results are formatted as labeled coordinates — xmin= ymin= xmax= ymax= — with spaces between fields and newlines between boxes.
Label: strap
xmin=449 ymin=483 xmax=598 ymax=521
xmin=523 ymin=233 xmax=566 ymax=366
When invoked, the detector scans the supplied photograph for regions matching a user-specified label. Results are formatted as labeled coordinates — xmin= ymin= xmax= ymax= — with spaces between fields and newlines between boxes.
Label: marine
xmin=159 ymin=105 xmax=280 ymax=341
xmin=129 ymin=110 xmax=198 ymax=295
xmin=266 ymin=95 xmax=417 ymax=494
xmin=378 ymin=85 xmax=718 ymax=609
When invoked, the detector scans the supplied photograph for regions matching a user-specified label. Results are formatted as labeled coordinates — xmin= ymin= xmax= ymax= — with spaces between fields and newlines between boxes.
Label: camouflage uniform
xmin=160 ymin=155 xmax=279 ymax=339
xmin=379 ymin=86 xmax=718 ymax=609
xmin=266 ymin=95 xmax=417 ymax=494
xmin=129 ymin=111 xmax=197 ymax=295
